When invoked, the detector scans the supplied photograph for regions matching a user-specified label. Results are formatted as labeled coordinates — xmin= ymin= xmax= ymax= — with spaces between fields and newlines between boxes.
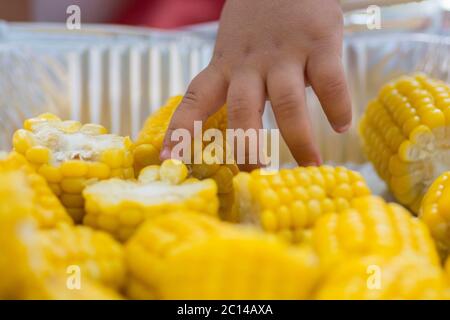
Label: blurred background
xmin=0 ymin=0 xmax=226 ymax=28
xmin=0 ymin=0 xmax=448 ymax=29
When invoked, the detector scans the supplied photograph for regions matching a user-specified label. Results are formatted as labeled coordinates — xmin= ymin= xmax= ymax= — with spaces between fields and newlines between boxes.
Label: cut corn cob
xmin=420 ymin=171 xmax=450 ymax=257
xmin=316 ymin=254 xmax=448 ymax=300
xmin=125 ymin=212 xmax=320 ymax=300
xmin=359 ymin=74 xmax=450 ymax=213
xmin=0 ymin=151 xmax=72 ymax=228
xmin=312 ymin=196 xmax=439 ymax=268
xmin=232 ymin=166 xmax=371 ymax=243
xmin=133 ymin=96 xmax=239 ymax=220
xmin=0 ymin=171 xmax=125 ymax=299
xmin=83 ymin=159 xmax=219 ymax=241
xmin=12 ymin=113 xmax=134 ymax=222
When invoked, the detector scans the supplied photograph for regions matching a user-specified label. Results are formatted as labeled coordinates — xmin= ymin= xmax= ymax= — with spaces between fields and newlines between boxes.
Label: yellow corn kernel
xmin=101 ymin=149 xmax=124 ymax=169
xmin=138 ymin=165 xmax=160 ymax=183
xmin=26 ymin=146 xmax=51 ymax=164
xmin=38 ymin=164 xmax=62 ymax=183
xmin=60 ymin=160 xmax=89 ymax=177
xmin=87 ymin=162 xmax=111 ymax=179
xmin=60 ymin=193 xmax=84 ymax=208
xmin=61 ymin=178 xmax=86 ymax=194
xmin=13 ymin=129 xmax=36 ymax=153
xmin=159 ymin=159 xmax=188 ymax=184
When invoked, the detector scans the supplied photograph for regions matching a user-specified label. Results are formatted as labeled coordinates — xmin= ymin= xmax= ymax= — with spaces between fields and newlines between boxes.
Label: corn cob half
xmin=12 ymin=113 xmax=134 ymax=222
xmin=83 ymin=159 xmax=219 ymax=241
xmin=420 ymin=171 xmax=450 ymax=257
xmin=0 ymin=170 xmax=125 ymax=299
xmin=0 ymin=151 xmax=72 ymax=228
xmin=125 ymin=212 xmax=320 ymax=299
xmin=232 ymin=166 xmax=371 ymax=243
xmin=133 ymin=96 xmax=239 ymax=220
xmin=313 ymin=196 xmax=439 ymax=268
xmin=359 ymin=74 xmax=450 ymax=213
xmin=316 ymin=254 xmax=448 ymax=300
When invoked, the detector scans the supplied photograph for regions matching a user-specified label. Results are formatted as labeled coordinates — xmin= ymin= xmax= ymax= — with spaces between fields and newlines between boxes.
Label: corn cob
xmin=12 ymin=113 xmax=134 ymax=222
xmin=83 ymin=159 xmax=219 ymax=241
xmin=359 ymin=74 xmax=450 ymax=213
xmin=232 ymin=166 xmax=371 ymax=243
xmin=0 ymin=172 xmax=126 ymax=299
xmin=0 ymin=151 xmax=72 ymax=228
xmin=312 ymin=196 xmax=439 ymax=268
xmin=316 ymin=254 xmax=448 ymax=300
xmin=125 ymin=212 xmax=320 ymax=299
xmin=420 ymin=171 xmax=450 ymax=257
xmin=133 ymin=96 xmax=239 ymax=220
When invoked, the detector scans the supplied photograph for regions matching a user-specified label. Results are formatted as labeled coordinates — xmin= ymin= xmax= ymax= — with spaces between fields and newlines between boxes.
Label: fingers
xmin=227 ymin=68 xmax=266 ymax=171
xmin=161 ymin=66 xmax=227 ymax=160
xmin=267 ymin=63 xmax=321 ymax=166
xmin=306 ymin=53 xmax=352 ymax=133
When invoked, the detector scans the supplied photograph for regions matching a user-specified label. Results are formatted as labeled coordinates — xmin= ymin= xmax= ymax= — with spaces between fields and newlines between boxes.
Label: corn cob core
xmin=316 ymin=254 xmax=448 ymax=300
xmin=0 ymin=171 xmax=124 ymax=299
xmin=13 ymin=113 xmax=134 ymax=222
xmin=125 ymin=212 xmax=320 ymax=299
xmin=0 ymin=152 xmax=72 ymax=228
xmin=133 ymin=96 xmax=239 ymax=220
xmin=83 ymin=160 xmax=219 ymax=242
xmin=232 ymin=166 xmax=371 ymax=244
xmin=359 ymin=74 xmax=450 ymax=213
xmin=313 ymin=196 xmax=440 ymax=268
xmin=420 ymin=171 xmax=450 ymax=257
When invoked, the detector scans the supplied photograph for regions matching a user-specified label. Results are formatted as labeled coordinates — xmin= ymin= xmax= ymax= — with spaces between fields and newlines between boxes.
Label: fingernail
xmin=160 ymin=147 xmax=171 ymax=160
xmin=335 ymin=123 xmax=351 ymax=133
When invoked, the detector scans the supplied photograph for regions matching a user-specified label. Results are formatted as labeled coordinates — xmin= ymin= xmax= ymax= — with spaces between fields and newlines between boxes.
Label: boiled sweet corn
xmin=83 ymin=159 xmax=219 ymax=241
xmin=313 ymin=196 xmax=439 ymax=268
xmin=0 ymin=151 xmax=72 ymax=228
xmin=316 ymin=254 xmax=448 ymax=300
xmin=232 ymin=166 xmax=371 ymax=243
xmin=13 ymin=113 xmax=134 ymax=222
xmin=125 ymin=212 xmax=320 ymax=299
xmin=359 ymin=74 xmax=450 ymax=213
xmin=0 ymin=171 xmax=125 ymax=299
xmin=420 ymin=171 xmax=450 ymax=257
xmin=133 ymin=96 xmax=239 ymax=220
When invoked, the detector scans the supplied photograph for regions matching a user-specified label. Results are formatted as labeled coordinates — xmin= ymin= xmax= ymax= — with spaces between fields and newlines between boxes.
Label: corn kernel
xmin=160 ymin=159 xmax=188 ymax=184
xmin=26 ymin=146 xmax=51 ymax=164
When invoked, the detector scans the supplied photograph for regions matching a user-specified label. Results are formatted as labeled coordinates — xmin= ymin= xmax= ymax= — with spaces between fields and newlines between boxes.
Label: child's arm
xmin=161 ymin=0 xmax=351 ymax=168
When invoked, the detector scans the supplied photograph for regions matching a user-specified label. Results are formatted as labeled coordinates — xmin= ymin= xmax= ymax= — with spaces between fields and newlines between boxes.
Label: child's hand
xmin=161 ymin=0 xmax=351 ymax=168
